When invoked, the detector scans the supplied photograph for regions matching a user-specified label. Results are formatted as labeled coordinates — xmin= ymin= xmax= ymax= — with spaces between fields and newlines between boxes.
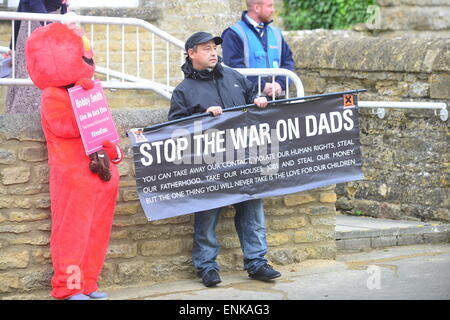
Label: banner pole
xmin=138 ymin=89 xmax=367 ymax=133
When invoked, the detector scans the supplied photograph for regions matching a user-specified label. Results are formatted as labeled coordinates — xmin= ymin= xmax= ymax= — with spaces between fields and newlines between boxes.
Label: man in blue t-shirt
xmin=221 ymin=0 xmax=295 ymax=98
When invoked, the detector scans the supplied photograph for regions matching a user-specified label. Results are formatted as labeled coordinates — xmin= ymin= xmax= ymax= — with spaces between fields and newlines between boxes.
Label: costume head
xmin=25 ymin=22 xmax=94 ymax=90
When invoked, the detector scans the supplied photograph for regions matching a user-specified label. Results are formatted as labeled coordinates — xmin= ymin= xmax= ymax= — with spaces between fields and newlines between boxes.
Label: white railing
xmin=0 ymin=11 xmax=185 ymax=98
xmin=234 ymin=67 xmax=304 ymax=99
xmin=0 ymin=11 xmax=304 ymax=102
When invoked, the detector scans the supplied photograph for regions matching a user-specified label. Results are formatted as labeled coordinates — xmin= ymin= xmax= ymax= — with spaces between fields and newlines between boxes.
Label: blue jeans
xmin=192 ymin=199 xmax=268 ymax=277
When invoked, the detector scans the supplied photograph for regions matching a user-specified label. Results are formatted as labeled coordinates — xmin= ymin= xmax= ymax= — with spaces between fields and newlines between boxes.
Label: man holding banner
xmin=169 ymin=31 xmax=282 ymax=287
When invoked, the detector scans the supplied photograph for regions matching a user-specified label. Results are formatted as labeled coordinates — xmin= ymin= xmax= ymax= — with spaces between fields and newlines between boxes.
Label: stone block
xmin=114 ymin=202 xmax=140 ymax=216
xmin=1 ymin=167 xmax=30 ymax=185
xmin=8 ymin=185 xmax=47 ymax=196
xmin=284 ymin=193 xmax=317 ymax=206
xmin=35 ymin=196 xmax=51 ymax=209
xmin=32 ymin=248 xmax=52 ymax=265
xmin=0 ymin=274 xmax=20 ymax=293
xmin=397 ymin=234 xmax=425 ymax=246
xmin=430 ymin=74 xmax=450 ymax=99
xmin=33 ymin=165 xmax=50 ymax=184
xmin=10 ymin=234 xmax=50 ymax=246
xmin=8 ymin=211 xmax=49 ymax=222
xmin=320 ymin=192 xmax=337 ymax=203
xmin=141 ymin=239 xmax=185 ymax=256
xmin=0 ymin=149 xmax=16 ymax=165
xmin=0 ymin=197 xmax=32 ymax=209
xmin=150 ymin=214 xmax=191 ymax=225
xmin=270 ymin=216 xmax=307 ymax=229
xmin=110 ymin=230 xmax=129 ymax=240
xmin=130 ymin=226 xmax=171 ymax=241
xmin=306 ymin=204 xmax=336 ymax=215
xmin=305 ymin=244 xmax=337 ymax=259
xmin=407 ymin=81 xmax=430 ymax=98
xmin=18 ymin=146 xmax=47 ymax=162
xmin=117 ymin=161 xmax=130 ymax=176
xmin=309 ymin=214 xmax=336 ymax=226
xmin=107 ymin=243 xmax=138 ymax=259
xmin=20 ymin=269 xmax=52 ymax=291
xmin=268 ymin=247 xmax=308 ymax=265
xmin=116 ymin=260 xmax=152 ymax=284
xmin=337 ymin=238 xmax=371 ymax=251
xmin=0 ymin=224 xmax=31 ymax=234
xmin=300 ymin=75 xmax=326 ymax=93
xmin=294 ymin=228 xmax=335 ymax=243
xmin=266 ymin=233 xmax=290 ymax=246
xmin=423 ymin=232 xmax=450 ymax=244
xmin=170 ymin=224 xmax=194 ymax=236
xmin=122 ymin=189 xmax=139 ymax=201
xmin=0 ymin=250 xmax=30 ymax=270
xmin=263 ymin=207 xmax=298 ymax=216
xmin=371 ymin=235 xmax=398 ymax=248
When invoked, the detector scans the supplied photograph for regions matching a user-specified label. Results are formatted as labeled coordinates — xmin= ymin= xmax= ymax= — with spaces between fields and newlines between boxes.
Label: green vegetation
xmin=353 ymin=210 xmax=364 ymax=216
xmin=282 ymin=0 xmax=376 ymax=30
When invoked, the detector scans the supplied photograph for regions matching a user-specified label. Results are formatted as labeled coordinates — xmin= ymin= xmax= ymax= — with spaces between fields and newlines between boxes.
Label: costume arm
xmin=102 ymin=140 xmax=123 ymax=164
xmin=41 ymin=88 xmax=80 ymax=138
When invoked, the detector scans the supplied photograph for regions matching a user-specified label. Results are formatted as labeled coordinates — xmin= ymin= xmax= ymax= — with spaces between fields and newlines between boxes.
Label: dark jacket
xmin=221 ymin=11 xmax=295 ymax=91
xmin=168 ymin=57 xmax=258 ymax=120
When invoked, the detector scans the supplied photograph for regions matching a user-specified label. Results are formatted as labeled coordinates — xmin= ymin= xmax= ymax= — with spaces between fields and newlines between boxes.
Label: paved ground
xmin=107 ymin=243 xmax=450 ymax=300
xmin=3 ymin=215 xmax=448 ymax=301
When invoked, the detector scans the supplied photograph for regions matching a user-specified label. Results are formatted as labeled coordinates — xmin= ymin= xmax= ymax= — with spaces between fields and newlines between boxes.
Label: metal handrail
xmin=234 ymin=67 xmax=305 ymax=99
xmin=0 ymin=11 xmax=184 ymax=47
xmin=359 ymin=101 xmax=448 ymax=121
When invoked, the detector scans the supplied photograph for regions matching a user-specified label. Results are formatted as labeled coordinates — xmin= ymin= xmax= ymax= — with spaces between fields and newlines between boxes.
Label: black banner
xmin=128 ymin=92 xmax=363 ymax=221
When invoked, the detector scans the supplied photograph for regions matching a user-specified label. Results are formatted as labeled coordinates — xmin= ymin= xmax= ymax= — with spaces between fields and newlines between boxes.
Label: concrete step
xmin=336 ymin=214 xmax=450 ymax=252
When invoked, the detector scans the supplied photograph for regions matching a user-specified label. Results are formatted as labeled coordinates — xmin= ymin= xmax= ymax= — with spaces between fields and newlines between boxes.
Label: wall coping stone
xmin=285 ymin=31 xmax=450 ymax=73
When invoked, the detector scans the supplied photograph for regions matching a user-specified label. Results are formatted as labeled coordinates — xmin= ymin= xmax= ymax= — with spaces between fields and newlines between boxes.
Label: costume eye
xmin=82 ymin=56 xmax=94 ymax=66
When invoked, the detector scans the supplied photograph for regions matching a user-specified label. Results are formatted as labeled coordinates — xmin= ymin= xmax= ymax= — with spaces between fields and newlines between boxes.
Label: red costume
xmin=25 ymin=23 xmax=122 ymax=299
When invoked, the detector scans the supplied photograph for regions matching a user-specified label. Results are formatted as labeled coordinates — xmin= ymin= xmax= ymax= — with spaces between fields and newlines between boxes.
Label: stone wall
xmin=286 ymin=31 xmax=449 ymax=222
xmin=356 ymin=0 xmax=450 ymax=38
xmin=0 ymin=109 xmax=336 ymax=299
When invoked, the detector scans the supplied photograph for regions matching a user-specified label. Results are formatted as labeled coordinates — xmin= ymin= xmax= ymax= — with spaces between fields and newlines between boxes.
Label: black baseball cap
xmin=185 ymin=32 xmax=223 ymax=52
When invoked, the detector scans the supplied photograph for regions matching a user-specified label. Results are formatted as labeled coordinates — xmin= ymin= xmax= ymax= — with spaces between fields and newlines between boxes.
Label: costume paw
xmin=89 ymin=150 xmax=112 ymax=181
